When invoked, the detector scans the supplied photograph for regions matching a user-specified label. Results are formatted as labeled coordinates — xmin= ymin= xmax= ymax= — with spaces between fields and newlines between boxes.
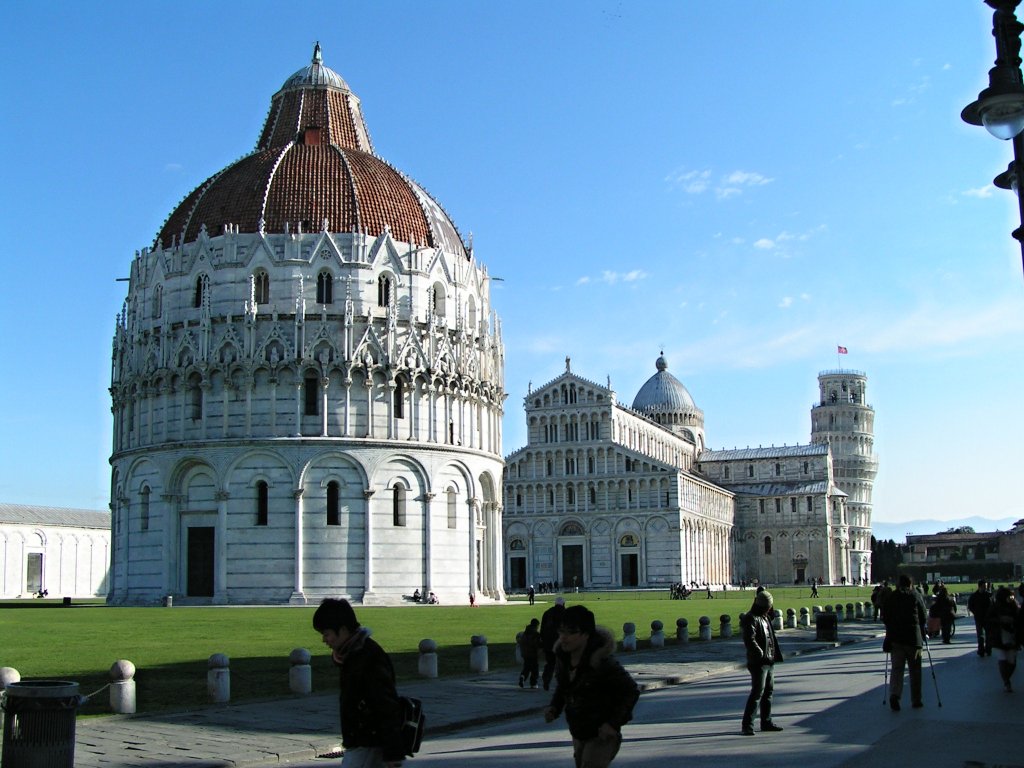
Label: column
xmin=363 ymin=489 xmax=376 ymax=594
xmin=320 ymin=377 xmax=329 ymax=437
xmin=422 ymin=492 xmax=434 ymax=594
xmin=294 ymin=382 xmax=302 ymax=437
xmin=290 ymin=488 xmax=306 ymax=604
xmin=213 ymin=490 xmax=229 ymax=604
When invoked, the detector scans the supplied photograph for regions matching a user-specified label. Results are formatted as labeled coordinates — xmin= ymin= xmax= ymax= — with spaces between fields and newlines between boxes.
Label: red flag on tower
xmin=837 ymin=346 xmax=848 ymax=354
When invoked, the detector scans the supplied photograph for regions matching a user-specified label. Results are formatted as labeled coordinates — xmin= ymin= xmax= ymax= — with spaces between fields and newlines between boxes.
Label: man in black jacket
xmin=313 ymin=598 xmax=404 ymax=768
xmin=883 ymin=574 xmax=928 ymax=711
xmin=540 ymin=596 xmax=566 ymax=690
xmin=740 ymin=589 xmax=785 ymax=735
xmin=544 ymin=605 xmax=638 ymax=768
xmin=967 ymin=580 xmax=993 ymax=656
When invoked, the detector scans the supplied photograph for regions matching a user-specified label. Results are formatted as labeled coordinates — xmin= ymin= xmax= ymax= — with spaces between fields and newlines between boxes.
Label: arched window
xmin=304 ymin=374 xmax=319 ymax=416
xmin=567 ymin=486 xmax=575 ymax=504
xmin=447 ymin=487 xmax=457 ymax=529
xmin=620 ymin=534 xmax=637 ymax=547
xmin=394 ymin=378 xmax=405 ymax=419
xmin=589 ymin=486 xmax=596 ymax=504
xmin=510 ymin=538 xmax=526 ymax=551
xmin=190 ymin=379 xmax=203 ymax=420
xmin=326 ymin=481 xmax=340 ymax=526
xmin=393 ymin=483 xmax=407 ymax=526
xmin=764 ymin=536 xmax=772 ymax=555
xmin=253 ymin=270 xmax=270 ymax=305
xmin=193 ymin=274 xmax=209 ymax=308
xmin=317 ymin=271 xmax=334 ymax=304
xmin=257 ymin=481 xmax=269 ymax=526
xmin=431 ymin=281 xmax=446 ymax=316
xmin=467 ymin=295 xmax=477 ymax=335
xmin=377 ymin=274 xmax=392 ymax=307
xmin=152 ymin=285 xmax=163 ymax=319
xmin=140 ymin=486 xmax=150 ymax=531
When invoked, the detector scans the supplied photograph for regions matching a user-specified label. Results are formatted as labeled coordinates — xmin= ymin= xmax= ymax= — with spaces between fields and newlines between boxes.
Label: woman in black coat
xmin=986 ymin=586 xmax=1023 ymax=692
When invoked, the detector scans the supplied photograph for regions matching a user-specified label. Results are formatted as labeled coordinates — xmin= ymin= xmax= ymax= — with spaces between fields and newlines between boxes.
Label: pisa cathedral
xmin=107 ymin=47 xmax=876 ymax=605
xmin=502 ymin=356 xmax=877 ymax=590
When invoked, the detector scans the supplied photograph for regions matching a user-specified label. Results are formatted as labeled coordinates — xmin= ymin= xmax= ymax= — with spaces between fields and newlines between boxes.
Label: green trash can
xmin=816 ymin=613 xmax=839 ymax=642
xmin=1 ymin=680 xmax=81 ymax=768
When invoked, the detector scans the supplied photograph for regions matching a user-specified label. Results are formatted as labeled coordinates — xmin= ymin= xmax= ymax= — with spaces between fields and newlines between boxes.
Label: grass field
xmin=1 ymin=586 xmax=881 ymax=716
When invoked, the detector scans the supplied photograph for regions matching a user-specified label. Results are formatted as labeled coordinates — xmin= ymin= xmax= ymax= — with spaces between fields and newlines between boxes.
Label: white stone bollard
xmin=289 ymin=648 xmax=312 ymax=695
xmin=207 ymin=653 xmax=230 ymax=703
xmin=650 ymin=620 xmax=665 ymax=648
xmin=786 ymin=608 xmax=797 ymax=629
xmin=772 ymin=609 xmax=783 ymax=631
xmin=515 ymin=631 xmax=524 ymax=665
xmin=621 ymin=623 xmax=637 ymax=652
xmin=418 ymin=639 xmax=438 ymax=679
xmin=698 ymin=616 xmax=712 ymax=641
xmin=676 ymin=618 xmax=689 ymax=643
xmin=847 ymin=602 xmax=857 ymax=619
xmin=835 ymin=604 xmax=846 ymax=622
xmin=469 ymin=635 xmax=488 ymax=673
xmin=800 ymin=607 xmax=811 ymax=627
xmin=719 ymin=614 xmax=733 ymax=639
xmin=109 ymin=659 xmax=137 ymax=714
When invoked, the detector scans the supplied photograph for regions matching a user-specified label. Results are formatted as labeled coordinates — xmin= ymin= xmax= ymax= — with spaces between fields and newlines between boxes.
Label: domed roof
xmin=632 ymin=354 xmax=697 ymax=412
xmin=155 ymin=44 xmax=466 ymax=257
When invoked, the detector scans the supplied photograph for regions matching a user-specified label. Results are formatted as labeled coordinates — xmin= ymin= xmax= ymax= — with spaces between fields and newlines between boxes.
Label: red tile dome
xmin=156 ymin=44 xmax=466 ymax=257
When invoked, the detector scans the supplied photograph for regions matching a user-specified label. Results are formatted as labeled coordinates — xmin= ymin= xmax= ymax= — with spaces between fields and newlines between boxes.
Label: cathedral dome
xmin=632 ymin=354 xmax=696 ymax=411
xmin=155 ymin=44 xmax=466 ymax=258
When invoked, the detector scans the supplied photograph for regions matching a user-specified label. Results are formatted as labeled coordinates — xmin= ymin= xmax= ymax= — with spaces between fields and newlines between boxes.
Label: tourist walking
xmin=883 ymin=574 xmax=928 ymax=711
xmin=519 ymin=618 xmax=542 ymax=688
xmin=312 ymin=598 xmax=404 ymax=767
xmin=544 ymin=605 xmax=638 ymax=768
xmin=930 ymin=585 xmax=957 ymax=644
xmin=986 ymin=586 xmax=1023 ymax=692
xmin=967 ymin=580 xmax=993 ymax=656
xmin=540 ymin=596 xmax=567 ymax=690
xmin=740 ymin=589 xmax=784 ymax=735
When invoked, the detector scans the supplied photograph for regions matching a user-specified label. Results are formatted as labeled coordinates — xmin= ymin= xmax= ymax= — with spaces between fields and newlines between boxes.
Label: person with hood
xmin=540 ymin=596 xmax=567 ymax=691
xmin=740 ymin=589 xmax=785 ymax=735
xmin=986 ymin=586 xmax=1023 ymax=692
xmin=883 ymin=574 xmax=928 ymax=711
xmin=967 ymin=580 xmax=993 ymax=656
xmin=544 ymin=605 xmax=638 ymax=768
xmin=312 ymin=598 xmax=404 ymax=768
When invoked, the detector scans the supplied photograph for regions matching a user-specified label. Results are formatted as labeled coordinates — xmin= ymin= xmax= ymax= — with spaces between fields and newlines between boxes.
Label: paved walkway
xmin=63 ymin=618 xmax=888 ymax=767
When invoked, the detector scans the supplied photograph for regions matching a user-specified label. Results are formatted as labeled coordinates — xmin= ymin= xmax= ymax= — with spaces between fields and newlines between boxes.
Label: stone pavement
xmin=65 ymin=618 xmax=887 ymax=768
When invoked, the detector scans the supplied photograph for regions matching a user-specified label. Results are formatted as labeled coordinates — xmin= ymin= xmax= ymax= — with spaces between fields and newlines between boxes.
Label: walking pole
xmin=922 ymin=636 xmax=943 ymax=708
xmin=882 ymin=652 xmax=889 ymax=705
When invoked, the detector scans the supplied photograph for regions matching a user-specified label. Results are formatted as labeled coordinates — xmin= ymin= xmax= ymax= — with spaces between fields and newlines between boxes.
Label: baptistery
xmin=109 ymin=46 xmax=506 ymax=605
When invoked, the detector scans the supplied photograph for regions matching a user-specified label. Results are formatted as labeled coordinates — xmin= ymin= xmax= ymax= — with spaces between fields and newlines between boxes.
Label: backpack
xmin=399 ymin=695 xmax=425 ymax=757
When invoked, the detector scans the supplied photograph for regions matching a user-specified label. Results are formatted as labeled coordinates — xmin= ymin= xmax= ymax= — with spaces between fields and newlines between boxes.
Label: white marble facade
xmin=108 ymin=49 xmax=505 ymax=606
xmin=0 ymin=504 xmax=110 ymax=598
xmin=503 ymin=358 xmax=875 ymax=590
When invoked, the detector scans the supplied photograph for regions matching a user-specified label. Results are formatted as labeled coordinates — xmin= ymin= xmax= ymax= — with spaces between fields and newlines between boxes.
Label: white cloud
xmin=779 ymin=297 xmax=793 ymax=308
xmin=665 ymin=168 xmax=712 ymax=194
xmin=754 ymin=238 xmax=775 ymax=249
xmin=576 ymin=276 xmax=591 ymax=285
xmin=724 ymin=170 xmax=773 ymax=187
xmin=963 ymin=185 xmax=994 ymax=199
xmin=600 ymin=269 xmax=648 ymax=284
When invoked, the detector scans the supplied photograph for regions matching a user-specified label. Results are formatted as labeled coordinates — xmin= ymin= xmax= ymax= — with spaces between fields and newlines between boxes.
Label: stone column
xmin=213 ymin=490 xmax=229 ymax=604
xmin=290 ymin=488 xmax=305 ymax=604
xmin=364 ymin=489 xmax=376 ymax=593
xmin=320 ymin=376 xmax=329 ymax=437
xmin=293 ymin=381 xmax=302 ymax=437
xmin=343 ymin=377 xmax=352 ymax=437
xmin=422 ymin=492 xmax=435 ymax=595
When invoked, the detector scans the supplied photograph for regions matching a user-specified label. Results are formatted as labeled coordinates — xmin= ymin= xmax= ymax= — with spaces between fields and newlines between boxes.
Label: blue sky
xmin=2 ymin=1 xmax=1023 ymax=533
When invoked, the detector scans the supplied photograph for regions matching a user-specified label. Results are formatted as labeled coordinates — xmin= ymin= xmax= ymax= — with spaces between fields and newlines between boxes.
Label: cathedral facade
xmin=502 ymin=357 xmax=876 ymax=590
xmin=109 ymin=47 xmax=505 ymax=605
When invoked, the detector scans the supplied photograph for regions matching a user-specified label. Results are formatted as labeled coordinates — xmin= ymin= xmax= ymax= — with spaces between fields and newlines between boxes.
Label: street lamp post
xmin=962 ymin=0 xmax=1024 ymax=276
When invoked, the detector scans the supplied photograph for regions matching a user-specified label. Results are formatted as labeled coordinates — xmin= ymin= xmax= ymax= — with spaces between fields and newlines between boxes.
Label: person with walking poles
xmin=968 ymin=580 xmax=993 ymax=657
xmin=986 ymin=585 xmax=1023 ymax=692
xmin=740 ymin=589 xmax=785 ymax=736
xmin=883 ymin=574 xmax=928 ymax=711
xmin=544 ymin=605 xmax=639 ymax=768
xmin=312 ymin=598 xmax=405 ymax=768
xmin=540 ymin=596 xmax=567 ymax=691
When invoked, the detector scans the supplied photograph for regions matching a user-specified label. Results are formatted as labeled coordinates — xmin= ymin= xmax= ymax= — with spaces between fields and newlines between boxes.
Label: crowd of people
xmin=311 ymin=577 xmax=1024 ymax=767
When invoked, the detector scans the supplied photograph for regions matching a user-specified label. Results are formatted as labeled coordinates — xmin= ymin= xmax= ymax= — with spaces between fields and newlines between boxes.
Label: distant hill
xmin=872 ymin=516 xmax=1021 ymax=543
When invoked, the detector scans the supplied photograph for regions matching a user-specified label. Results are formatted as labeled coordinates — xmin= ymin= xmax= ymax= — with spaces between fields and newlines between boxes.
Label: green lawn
xmin=1 ymin=586 xmax=875 ymax=716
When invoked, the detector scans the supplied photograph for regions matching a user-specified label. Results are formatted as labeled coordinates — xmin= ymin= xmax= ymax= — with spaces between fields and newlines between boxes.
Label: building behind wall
xmin=108 ymin=47 xmax=505 ymax=606
xmin=0 ymin=503 xmax=110 ymax=598
xmin=503 ymin=356 xmax=875 ymax=590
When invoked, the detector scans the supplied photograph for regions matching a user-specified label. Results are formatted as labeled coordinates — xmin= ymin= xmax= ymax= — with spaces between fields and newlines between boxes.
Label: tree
xmin=870 ymin=536 xmax=903 ymax=581
xmin=942 ymin=526 xmax=975 ymax=534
